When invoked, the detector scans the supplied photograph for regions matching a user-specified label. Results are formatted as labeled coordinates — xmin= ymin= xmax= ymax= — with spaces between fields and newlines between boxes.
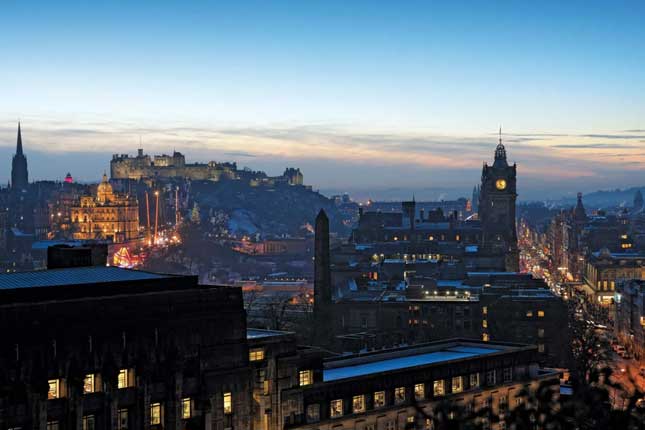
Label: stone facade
xmin=71 ymin=174 xmax=140 ymax=243
xmin=0 ymin=267 xmax=252 ymax=430
xmin=110 ymin=149 xmax=304 ymax=186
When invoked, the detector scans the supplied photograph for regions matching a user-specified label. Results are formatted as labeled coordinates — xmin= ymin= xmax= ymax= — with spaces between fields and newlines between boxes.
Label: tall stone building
xmin=71 ymin=174 xmax=140 ymax=242
xmin=479 ymin=130 xmax=519 ymax=272
xmin=11 ymin=122 xmax=29 ymax=191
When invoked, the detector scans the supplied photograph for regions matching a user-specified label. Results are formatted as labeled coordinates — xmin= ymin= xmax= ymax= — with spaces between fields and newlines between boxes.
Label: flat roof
xmin=247 ymin=328 xmax=293 ymax=339
xmin=323 ymin=343 xmax=505 ymax=382
xmin=0 ymin=266 xmax=176 ymax=290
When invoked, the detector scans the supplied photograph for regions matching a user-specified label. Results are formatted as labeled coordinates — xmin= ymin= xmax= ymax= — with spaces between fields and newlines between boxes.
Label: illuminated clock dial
xmin=495 ymin=179 xmax=507 ymax=190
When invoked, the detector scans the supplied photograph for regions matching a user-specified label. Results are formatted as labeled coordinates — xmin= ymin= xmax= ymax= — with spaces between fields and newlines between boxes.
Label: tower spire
xmin=16 ymin=122 xmax=23 ymax=156
xmin=499 ymin=125 xmax=502 ymax=146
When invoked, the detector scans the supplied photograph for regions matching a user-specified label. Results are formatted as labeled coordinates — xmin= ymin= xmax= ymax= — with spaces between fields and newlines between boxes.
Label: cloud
xmin=551 ymin=143 xmax=637 ymax=149
xmin=579 ymin=134 xmax=645 ymax=139
xmin=1 ymin=117 xmax=644 ymax=200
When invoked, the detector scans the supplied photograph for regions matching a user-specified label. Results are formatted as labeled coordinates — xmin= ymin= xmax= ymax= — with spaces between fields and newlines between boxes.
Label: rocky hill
xmin=189 ymin=180 xmax=346 ymax=237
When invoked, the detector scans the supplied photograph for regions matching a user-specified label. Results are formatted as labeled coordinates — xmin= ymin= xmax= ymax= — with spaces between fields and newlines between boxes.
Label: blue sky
xmin=1 ymin=1 xmax=644 ymax=200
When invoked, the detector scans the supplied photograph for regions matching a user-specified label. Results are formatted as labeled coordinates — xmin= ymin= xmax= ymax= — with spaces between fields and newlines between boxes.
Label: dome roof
xmin=96 ymin=173 xmax=114 ymax=203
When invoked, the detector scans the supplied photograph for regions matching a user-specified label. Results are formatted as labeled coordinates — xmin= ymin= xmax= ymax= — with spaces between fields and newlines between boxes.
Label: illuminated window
xmin=455 ymin=234 xmax=461 ymax=241
xmin=394 ymin=387 xmax=406 ymax=404
xmin=330 ymin=399 xmax=343 ymax=417
xmin=526 ymin=311 xmax=533 ymax=317
xmin=48 ymin=379 xmax=61 ymax=399
xmin=249 ymin=348 xmax=265 ymax=361
xmin=352 ymin=395 xmax=366 ymax=413
xmin=83 ymin=374 xmax=96 ymax=394
xmin=537 ymin=310 xmax=545 ymax=318
xmin=299 ymin=369 xmax=313 ymax=386
xmin=306 ymin=404 xmax=320 ymax=423
xmin=118 ymin=369 xmax=134 ymax=389
xmin=223 ymin=392 xmax=232 ymax=414
xmin=482 ymin=319 xmax=488 ymax=328
xmin=538 ymin=343 xmax=545 ymax=353
xmin=482 ymin=333 xmax=490 ymax=342
xmin=433 ymin=380 xmax=445 ymax=396
xmin=150 ymin=402 xmax=162 ymax=425
xmin=47 ymin=422 xmax=59 ymax=430
xmin=181 ymin=398 xmax=192 ymax=419
xmin=117 ymin=409 xmax=128 ymax=430
xmin=482 ymin=306 xmax=488 ymax=315
xmin=452 ymin=376 xmax=463 ymax=393
xmin=414 ymin=383 xmax=425 ymax=400
xmin=470 ymin=373 xmax=480 ymax=388
xmin=374 ymin=391 xmax=386 ymax=408
xmin=82 ymin=415 xmax=95 ymax=430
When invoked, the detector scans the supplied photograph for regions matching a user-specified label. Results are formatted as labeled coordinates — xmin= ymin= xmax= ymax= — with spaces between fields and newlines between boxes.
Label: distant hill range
xmin=552 ymin=186 xmax=645 ymax=209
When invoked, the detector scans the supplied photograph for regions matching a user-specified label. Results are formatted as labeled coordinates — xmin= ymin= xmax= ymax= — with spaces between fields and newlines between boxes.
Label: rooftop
xmin=247 ymin=328 xmax=293 ymax=339
xmin=323 ymin=340 xmax=521 ymax=382
xmin=0 ymin=266 xmax=175 ymax=290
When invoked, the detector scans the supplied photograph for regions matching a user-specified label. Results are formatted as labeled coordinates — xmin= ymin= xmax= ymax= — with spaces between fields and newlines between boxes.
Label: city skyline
xmin=2 ymin=1 xmax=645 ymax=199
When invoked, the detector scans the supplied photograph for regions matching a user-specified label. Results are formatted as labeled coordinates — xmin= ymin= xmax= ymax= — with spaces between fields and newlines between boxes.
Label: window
xmin=150 ymin=402 xmax=162 ymax=425
xmin=299 ymin=369 xmax=313 ymax=386
xmin=499 ymin=395 xmax=508 ymax=410
xmin=482 ymin=333 xmax=490 ymax=342
xmin=249 ymin=348 xmax=265 ymax=361
xmin=394 ymin=386 xmax=406 ymax=404
xmin=352 ymin=395 xmax=366 ymax=413
xmin=482 ymin=319 xmax=488 ymax=328
xmin=452 ymin=376 xmax=463 ymax=393
xmin=374 ymin=391 xmax=386 ymax=408
xmin=482 ymin=306 xmax=488 ymax=315
xmin=118 ymin=369 xmax=133 ymax=389
xmin=537 ymin=328 xmax=544 ymax=338
xmin=84 ymin=374 xmax=97 ymax=394
xmin=503 ymin=368 xmax=512 ymax=382
xmin=486 ymin=370 xmax=496 ymax=385
xmin=386 ymin=421 xmax=396 ymax=430
xmin=223 ymin=392 xmax=232 ymax=414
xmin=306 ymin=404 xmax=320 ymax=422
xmin=537 ymin=310 xmax=545 ymax=318
xmin=525 ymin=311 xmax=533 ymax=317
xmin=181 ymin=398 xmax=192 ymax=419
xmin=47 ymin=422 xmax=59 ymax=430
xmin=48 ymin=379 xmax=60 ymax=399
xmin=330 ymin=399 xmax=343 ymax=417
xmin=433 ymin=380 xmax=445 ymax=396
xmin=538 ymin=343 xmax=545 ymax=353
xmin=470 ymin=373 xmax=480 ymax=388
xmin=414 ymin=383 xmax=425 ymax=400
xmin=82 ymin=415 xmax=95 ymax=430
xmin=117 ymin=409 xmax=128 ymax=430
xmin=515 ymin=397 xmax=523 ymax=406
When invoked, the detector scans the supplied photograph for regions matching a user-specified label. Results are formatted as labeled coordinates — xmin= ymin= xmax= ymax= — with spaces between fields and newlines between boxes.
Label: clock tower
xmin=479 ymin=129 xmax=519 ymax=272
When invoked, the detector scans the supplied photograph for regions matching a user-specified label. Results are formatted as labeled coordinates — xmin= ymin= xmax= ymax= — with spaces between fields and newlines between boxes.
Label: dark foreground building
xmin=0 ymin=265 xmax=561 ymax=430
xmin=0 ymin=267 xmax=251 ymax=430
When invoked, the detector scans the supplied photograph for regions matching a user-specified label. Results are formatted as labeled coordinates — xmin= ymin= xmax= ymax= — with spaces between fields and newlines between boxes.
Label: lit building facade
xmin=582 ymin=249 xmax=645 ymax=303
xmin=615 ymin=279 xmax=645 ymax=360
xmin=71 ymin=174 xmax=140 ymax=242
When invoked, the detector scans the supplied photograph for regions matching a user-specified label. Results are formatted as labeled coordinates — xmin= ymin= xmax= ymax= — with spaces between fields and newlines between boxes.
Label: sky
xmin=1 ymin=1 xmax=644 ymax=201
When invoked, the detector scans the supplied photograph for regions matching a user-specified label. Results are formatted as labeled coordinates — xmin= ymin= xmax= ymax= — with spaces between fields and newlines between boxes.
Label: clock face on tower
xmin=495 ymin=179 xmax=507 ymax=190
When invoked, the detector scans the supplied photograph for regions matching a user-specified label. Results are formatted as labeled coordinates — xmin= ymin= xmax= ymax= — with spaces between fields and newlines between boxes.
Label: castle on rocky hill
xmin=110 ymin=148 xmax=304 ymax=186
